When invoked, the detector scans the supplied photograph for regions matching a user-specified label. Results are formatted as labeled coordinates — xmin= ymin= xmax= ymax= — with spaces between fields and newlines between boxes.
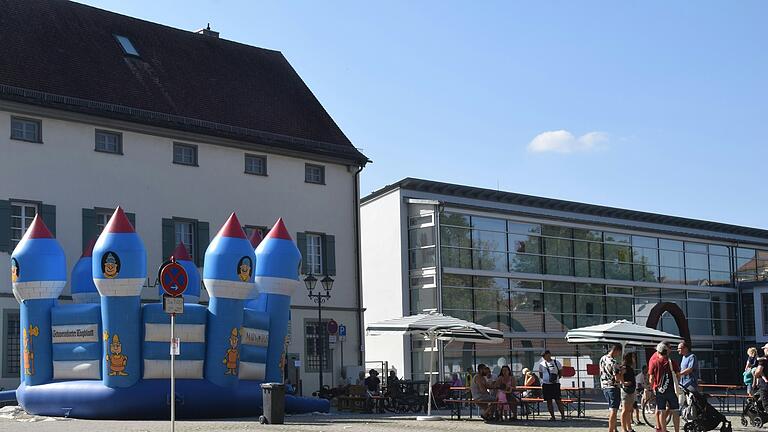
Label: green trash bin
xmin=259 ymin=383 xmax=286 ymax=424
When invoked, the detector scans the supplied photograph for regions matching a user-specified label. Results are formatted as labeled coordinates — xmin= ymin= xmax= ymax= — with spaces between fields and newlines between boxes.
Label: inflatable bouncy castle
xmin=8 ymin=208 xmax=329 ymax=419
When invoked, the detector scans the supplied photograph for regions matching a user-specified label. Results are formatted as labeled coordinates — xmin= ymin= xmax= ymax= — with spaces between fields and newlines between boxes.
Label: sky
xmin=81 ymin=1 xmax=768 ymax=228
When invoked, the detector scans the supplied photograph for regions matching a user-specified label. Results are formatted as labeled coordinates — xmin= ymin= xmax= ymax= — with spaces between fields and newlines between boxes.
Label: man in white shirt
xmin=537 ymin=350 xmax=565 ymax=421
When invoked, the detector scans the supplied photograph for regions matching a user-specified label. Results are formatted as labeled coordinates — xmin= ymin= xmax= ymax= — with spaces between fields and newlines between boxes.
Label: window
xmin=95 ymin=130 xmax=122 ymax=154
xmin=10 ymin=117 xmax=41 ymax=143
xmin=173 ymin=143 xmax=198 ymax=166
xmin=175 ymin=220 xmax=195 ymax=262
xmin=114 ymin=34 xmax=140 ymax=56
xmin=96 ymin=211 xmax=111 ymax=233
xmin=3 ymin=311 xmax=20 ymax=377
xmin=244 ymin=154 xmax=267 ymax=176
xmin=305 ymin=164 xmax=325 ymax=184
xmin=306 ymin=233 xmax=322 ymax=274
xmin=11 ymin=202 xmax=38 ymax=249
xmin=304 ymin=320 xmax=330 ymax=372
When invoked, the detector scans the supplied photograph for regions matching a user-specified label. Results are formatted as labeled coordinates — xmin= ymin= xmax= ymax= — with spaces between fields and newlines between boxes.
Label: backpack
xmin=744 ymin=369 xmax=754 ymax=386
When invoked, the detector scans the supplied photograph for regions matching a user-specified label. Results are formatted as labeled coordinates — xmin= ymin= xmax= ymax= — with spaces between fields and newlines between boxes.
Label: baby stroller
xmin=741 ymin=392 xmax=768 ymax=427
xmin=682 ymin=387 xmax=732 ymax=432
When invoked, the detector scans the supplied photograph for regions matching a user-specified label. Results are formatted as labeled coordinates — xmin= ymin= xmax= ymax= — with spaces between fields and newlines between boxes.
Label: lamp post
xmin=305 ymin=274 xmax=334 ymax=391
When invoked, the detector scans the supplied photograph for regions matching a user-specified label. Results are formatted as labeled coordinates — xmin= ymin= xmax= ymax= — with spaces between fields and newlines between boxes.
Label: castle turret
xmin=11 ymin=215 xmax=66 ymax=385
xmin=71 ymin=239 xmax=99 ymax=303
xmin=92 ymin=207 xmax=146 ymax=388
xmin=203 ymin=213 xmax=256 ymax=387
xmin=157 ymin=242 xmax=201 ymax=303
xmin=251 ymin=218 xmax=301 ymax=383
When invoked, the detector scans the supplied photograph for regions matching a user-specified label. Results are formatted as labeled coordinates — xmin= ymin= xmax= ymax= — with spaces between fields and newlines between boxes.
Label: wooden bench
xmin=337 ymin=385 xmax=368 ymax=412
xmin=444 ymin=397 xmax=577 ymax=420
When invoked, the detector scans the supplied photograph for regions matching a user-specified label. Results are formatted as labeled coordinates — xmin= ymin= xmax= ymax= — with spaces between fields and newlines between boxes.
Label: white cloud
xmin=527 ymin=130 xmax=609 ymax=153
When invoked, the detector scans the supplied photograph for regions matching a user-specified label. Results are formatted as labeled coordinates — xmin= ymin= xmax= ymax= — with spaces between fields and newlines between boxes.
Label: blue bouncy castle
xmin=9 ymin=208 xmax=329 ymax=419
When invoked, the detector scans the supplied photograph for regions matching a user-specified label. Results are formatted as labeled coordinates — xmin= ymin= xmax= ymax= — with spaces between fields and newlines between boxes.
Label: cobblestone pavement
xmin=0 ymin=406 xmax=751 ymax=432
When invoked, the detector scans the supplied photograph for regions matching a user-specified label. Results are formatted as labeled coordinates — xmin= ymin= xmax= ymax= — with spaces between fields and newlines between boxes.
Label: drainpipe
xmin=353 ymin=164 xmax=365 ymax=365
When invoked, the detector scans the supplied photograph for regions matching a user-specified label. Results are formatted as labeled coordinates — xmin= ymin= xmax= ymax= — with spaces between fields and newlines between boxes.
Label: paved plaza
xmin=0 ymin=406 xmax=750 ymax=432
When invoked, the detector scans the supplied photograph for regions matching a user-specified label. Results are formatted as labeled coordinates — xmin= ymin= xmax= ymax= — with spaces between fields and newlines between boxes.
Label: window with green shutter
xmin=162 ymin=217 xmax=209 ymax=267
xmin=296 ymin=231 xmax=336 ymax=276
xmin=83 ymin=207 xmax=135 ymax=252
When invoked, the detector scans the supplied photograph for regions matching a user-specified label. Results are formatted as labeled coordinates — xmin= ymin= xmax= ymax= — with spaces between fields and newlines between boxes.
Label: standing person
xmin=600 ymin=344 xmax=623 ymax=432
xmin=752 ymin=343 xmax=768 ymax=411
xmin=537 ymin=350 xmax=566 ymax=421
xmin=677 ymin=341 xmax=699 ymax=392
xmin=450 ymin=372 xmax=463 ymax=387
xmin=648 ymin=342 xmax=680 ymax=432
xmin=746 ymin=347 xmax=758 ymax=396
xmin=620 ymin=353 xmax=638 ymax=432
xmin=635 ymin=365 xmax=647 ymax=426
xmin=495 ymin=365 xmax=518 ymax=421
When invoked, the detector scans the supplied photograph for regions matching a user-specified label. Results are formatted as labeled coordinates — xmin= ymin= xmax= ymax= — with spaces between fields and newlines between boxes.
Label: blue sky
xmin=82 ymin=1 xmax=767 ymax=228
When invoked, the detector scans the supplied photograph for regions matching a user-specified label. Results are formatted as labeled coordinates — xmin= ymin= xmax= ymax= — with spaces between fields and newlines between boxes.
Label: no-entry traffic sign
xmin=160 ymin=261 xmax=188 ymax=297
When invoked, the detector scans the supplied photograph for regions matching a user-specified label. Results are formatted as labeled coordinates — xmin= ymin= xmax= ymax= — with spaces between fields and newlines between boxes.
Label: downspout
xmin=354 ymin=164 xmax=365 ymax=365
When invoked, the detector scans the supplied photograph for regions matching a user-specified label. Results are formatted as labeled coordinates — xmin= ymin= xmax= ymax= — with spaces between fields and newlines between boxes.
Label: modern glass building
xmin=361 ymin=178 xmax=767 ymax=385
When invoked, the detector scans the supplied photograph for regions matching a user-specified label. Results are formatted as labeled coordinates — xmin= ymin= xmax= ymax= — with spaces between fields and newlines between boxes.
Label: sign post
xmin=338 ymin=324 xmax=346 ymax=379
xmin=159 ymin=259 xmax=188 ymax=432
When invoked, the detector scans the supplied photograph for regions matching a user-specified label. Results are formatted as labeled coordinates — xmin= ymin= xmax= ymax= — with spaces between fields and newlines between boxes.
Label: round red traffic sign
xmin=160 ymin=262 xmax=188 ymax=297
xmin=327 ymin=319 xmax=338 ymax=335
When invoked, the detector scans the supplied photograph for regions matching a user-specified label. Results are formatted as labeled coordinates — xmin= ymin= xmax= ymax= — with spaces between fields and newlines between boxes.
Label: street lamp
xmin=305 ymin=274 xmax=333 ymax=390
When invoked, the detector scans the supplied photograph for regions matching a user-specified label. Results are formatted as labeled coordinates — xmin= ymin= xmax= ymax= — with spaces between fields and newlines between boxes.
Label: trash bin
xmin=259 ymin=383 xmax=286 ymax=424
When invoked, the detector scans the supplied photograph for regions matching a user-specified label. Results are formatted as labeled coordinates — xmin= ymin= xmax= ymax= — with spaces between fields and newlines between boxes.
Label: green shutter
xmin=323 ymin=234 xmax=336 ymax=276
xmin=126 ymin=212 xmax=136 ymax=229
xmin=297 ymin=232 xmax=308 ymax=274
xmin=196 ymin=221 xmax=209 ymax=267
xmin=162 ymin=218 xmax=174 ymax=260
xmin=82 ymin=208 xmax=97 ymax=251
xmin=40 ymin=204 xmax=56 ymax=236
xmin=0 ymin=200 xmax=10 ymax=252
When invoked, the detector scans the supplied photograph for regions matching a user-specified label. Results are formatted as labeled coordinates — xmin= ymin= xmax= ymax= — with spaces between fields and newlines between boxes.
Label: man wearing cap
xmin=648 ymin=342 xmax=680 ymax=432
xmin=537 ymin=350 xmax=565 ymax=421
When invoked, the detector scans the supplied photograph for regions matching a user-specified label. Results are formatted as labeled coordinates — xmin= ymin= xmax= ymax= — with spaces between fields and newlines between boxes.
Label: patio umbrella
xmin=565 ymin=319 xmax=684 ymax=349
xmin=366 ymin=311 xmax=503 ymax=421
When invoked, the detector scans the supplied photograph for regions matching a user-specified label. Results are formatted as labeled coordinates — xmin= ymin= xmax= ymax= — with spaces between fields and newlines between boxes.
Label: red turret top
xmin=248 ymin=229 xmax=263 ymax=248
xmin=22 ymin=214 xmax=54 ymax=239
xmin=103 ymin=207 xmax=135 ymax=233
xmin=216 ymin=212 xmax=246 ymax=239
xmin=266 ymin=218 xmax=292 ymax=241
xmin=170 ymin=242 xmax=192 ymax=261
xmin=82 ymin=239 xmax=96 ymax=257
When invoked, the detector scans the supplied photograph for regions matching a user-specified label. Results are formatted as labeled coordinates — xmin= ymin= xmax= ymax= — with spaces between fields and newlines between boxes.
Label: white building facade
xmin=0 ymin=1 xmax=367 ymax=393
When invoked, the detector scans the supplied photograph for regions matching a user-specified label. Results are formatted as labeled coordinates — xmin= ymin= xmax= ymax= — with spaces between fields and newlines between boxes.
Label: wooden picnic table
xmin=699 ymin=384 xmax=742 ymax=412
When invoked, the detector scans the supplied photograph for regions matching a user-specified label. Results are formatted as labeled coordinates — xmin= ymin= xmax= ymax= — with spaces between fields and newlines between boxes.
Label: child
xmin=497 ymin=382 xmax=511 ymax=421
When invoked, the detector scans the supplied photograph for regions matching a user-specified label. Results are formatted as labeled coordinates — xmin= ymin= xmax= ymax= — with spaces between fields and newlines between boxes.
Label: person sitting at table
xmin=363 ymin=369 xmax=381 ymax=413
xmin=450 ymin=372 xmax=463 ymax=387
xmin=495 ymin=365 xmax=517 ymax=421
xmin=522 ymin=367 xmax=541 ymax=398
xmin=471 ymin=364 xmax=497 ymax=421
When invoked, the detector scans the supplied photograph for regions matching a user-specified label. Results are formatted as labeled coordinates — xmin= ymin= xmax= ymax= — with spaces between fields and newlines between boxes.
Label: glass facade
xmin=406 ymin=204 xmax=763 ymax=386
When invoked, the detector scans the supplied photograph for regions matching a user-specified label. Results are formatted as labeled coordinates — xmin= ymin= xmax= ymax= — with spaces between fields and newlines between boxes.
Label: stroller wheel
xmin=742 ymin=417 xmax=750 ymax=427
xmin=753 ymin=417 xmax=764 ymax=428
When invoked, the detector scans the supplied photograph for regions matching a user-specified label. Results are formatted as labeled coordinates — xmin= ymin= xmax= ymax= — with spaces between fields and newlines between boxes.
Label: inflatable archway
xmin=9 ymin=208 xmax=328 ymax=419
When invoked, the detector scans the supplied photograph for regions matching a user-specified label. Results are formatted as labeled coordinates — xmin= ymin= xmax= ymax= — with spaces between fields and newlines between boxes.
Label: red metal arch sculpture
xmin=644 ymin=302 xmax=691 ymax=359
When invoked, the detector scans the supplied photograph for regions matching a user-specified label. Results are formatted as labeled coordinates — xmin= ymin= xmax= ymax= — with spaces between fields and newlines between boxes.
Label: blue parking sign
xmin=338 ymin=324 xmax=346 ymax=337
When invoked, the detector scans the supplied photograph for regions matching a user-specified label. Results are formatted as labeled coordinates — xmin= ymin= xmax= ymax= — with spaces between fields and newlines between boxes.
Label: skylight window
xmin=114 ymin=34 xmax=139 ymax=56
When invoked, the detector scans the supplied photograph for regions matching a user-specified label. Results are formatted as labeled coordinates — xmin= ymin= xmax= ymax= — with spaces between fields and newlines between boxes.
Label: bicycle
xmin=642 ymin=391 xmax=673 ymax=428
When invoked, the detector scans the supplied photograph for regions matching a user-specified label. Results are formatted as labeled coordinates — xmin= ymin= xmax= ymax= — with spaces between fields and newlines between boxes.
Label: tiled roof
xmin=0 ymin=0 xmax=368 ymax=164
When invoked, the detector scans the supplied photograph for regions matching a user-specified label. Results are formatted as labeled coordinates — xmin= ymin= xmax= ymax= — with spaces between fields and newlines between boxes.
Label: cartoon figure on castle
xmin=237 ymin=256 xmax=251 ymax=282
xmin=105 ymin=332 xmax=128 ymax=376
xmin=223 ymin=328 xmax=240 ymax=374
xmin=23 ymin=325 xmax=39 ymax=376
xmin=10 ymin=258 xmax=19 ymax=283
